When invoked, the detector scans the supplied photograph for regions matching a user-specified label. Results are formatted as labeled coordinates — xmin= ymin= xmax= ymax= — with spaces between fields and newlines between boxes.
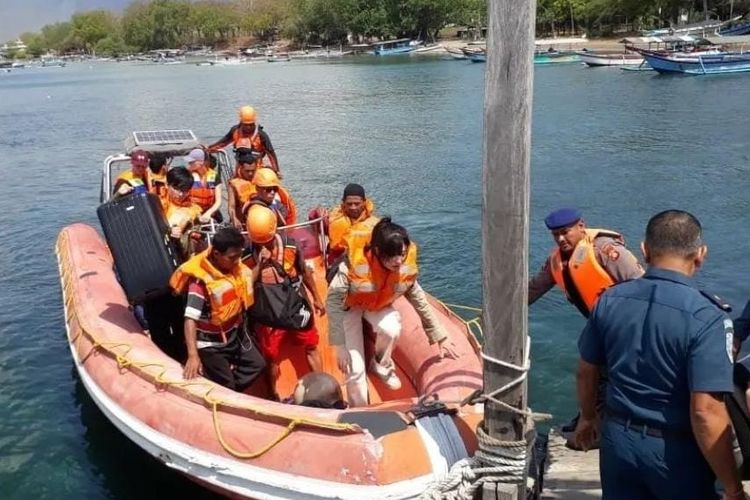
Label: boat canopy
xmin=621 ymin=35 xmax=710 ymax=45
xmin=706 ymin=34 xmax=750 ymax=45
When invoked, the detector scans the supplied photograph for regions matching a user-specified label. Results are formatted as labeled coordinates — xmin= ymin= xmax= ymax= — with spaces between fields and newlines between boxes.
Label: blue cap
xmin=544 ymin=207 xmax=582 ymax=230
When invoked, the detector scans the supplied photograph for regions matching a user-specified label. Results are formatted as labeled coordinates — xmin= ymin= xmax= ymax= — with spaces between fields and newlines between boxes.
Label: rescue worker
xmin=227 ymin=150 xmax=261 ymax=229
xmin=529 ymin=207 xmax=644 ymax=317
xmin=575 ymin=210 xmax=742 ymax=500
xmin=147 ymin=154 xmax=169 ymax=201
xmin=327 ymin=217 xmax=458 ymax=407
xmin=244 ymin=205 xmax=324 ymax=401
xmin=162 ymin=166 xmax=203 ymax=259
xmin=208 ymin=105 xmax=280 ymax=173
xmin=113 ymin=149 xmax=150 ymax=198
xmin=244 ymin=167 xmax=297 ymax=227
xmin=325 ymin=183 xmax=378 ymax=268
xmin=184 ymin=148 xmax=222 ymax=222
xmin=170 ymin=226 xmax=266 ymax=392
xmin=291 ymin=372 xmax=346 ymax=409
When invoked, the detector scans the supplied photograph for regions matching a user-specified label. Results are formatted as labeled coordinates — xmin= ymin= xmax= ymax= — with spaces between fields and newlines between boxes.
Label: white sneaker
xmin=370 ymin=358 xmax=402 ymax=390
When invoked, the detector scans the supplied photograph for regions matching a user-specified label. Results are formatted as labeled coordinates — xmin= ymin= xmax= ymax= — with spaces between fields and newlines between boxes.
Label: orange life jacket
xmin=344 ymin=235 xmax=419 ymax=311
xmin=190 ymin=168 xmax=218 ymax=211
xmin=114 ymin=171 xmax=148 ymax=195
xmin=232 ymin=126 xmax=265 ymax=153
xmin=230 ymin=177 xmax=257 ymax=213
xmin=245 ymin=234 xmax=300 ymax=283
xmin=164 ymin=199 xmax=202 ymax=229
xmin=328 ymin=199 xmax=377 ymax=255
xmin=147 ymin=170 xmax=168 ymax=201
xmin=548 ymin=228 xmax=620 ymax=313
xmin=245 ymin=188 xmax=297 ymax=227
xmin=170 ymin=249 xmax=254 ymax=327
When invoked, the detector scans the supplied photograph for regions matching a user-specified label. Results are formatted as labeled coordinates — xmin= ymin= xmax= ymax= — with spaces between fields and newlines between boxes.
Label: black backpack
xmin=249 ymin=260 xmax=313 ymax=330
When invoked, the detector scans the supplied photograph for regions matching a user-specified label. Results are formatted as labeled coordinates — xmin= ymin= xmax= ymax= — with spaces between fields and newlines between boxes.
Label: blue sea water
xmin=0 ymin=57 xmax=749 ymax=498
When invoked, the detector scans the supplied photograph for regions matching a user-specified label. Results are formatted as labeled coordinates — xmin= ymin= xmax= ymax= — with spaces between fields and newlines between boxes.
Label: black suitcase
xmin=96 ymin=192 xmax=182 ymax=304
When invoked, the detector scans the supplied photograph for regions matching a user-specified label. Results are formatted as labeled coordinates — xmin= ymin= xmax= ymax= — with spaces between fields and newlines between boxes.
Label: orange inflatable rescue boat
xmin=57 ymin=131 xmax=484 ymax=499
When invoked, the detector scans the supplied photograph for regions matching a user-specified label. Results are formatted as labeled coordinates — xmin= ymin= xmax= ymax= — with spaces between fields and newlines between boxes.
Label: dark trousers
xmin=198 ymin=329 xmax=266 ymax=392
xmin=143 ymin=294 xmax=187 ymax=363
xmin=600 ymin=418 xmax=718 ymax=500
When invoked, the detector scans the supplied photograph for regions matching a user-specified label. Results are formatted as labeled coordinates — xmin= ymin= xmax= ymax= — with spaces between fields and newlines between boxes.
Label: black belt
xmin=605 ymin=410 xmax=692 ymax=439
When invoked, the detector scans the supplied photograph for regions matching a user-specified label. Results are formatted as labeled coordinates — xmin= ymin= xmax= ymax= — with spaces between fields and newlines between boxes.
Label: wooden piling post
xmin=481 ymin=0 xmax=536 ymax=497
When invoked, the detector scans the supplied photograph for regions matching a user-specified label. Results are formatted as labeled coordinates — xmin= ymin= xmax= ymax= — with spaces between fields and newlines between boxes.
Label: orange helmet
xmin=239 ymin=105 xmax=257 ymax=124
xmin=252 ymin=167 xmax=280 ymax=188
xmin=246 ymin=204 xmax=277 ymax=244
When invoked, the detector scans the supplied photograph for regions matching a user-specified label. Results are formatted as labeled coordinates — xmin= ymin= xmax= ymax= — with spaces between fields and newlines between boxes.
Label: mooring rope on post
xmin=419 ymin=335 xmax=551 ymax=499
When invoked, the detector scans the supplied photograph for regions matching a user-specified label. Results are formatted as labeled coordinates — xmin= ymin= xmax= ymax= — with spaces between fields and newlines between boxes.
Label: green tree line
xmin=12 ymin=0 xmax=750 ymax=58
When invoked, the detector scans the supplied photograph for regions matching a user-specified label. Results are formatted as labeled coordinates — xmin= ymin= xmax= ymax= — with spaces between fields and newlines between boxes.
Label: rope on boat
xmin=56 ymin=231 xmax=361 ymax=462
xmin=419 ymin=425 xmax=530 ymax=500
xmin=420 ymin=306 xmax=552 ymax=499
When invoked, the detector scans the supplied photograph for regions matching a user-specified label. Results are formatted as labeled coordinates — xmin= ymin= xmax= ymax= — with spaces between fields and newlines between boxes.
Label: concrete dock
xmin=540 ymin=430 xmax=601 ymax=499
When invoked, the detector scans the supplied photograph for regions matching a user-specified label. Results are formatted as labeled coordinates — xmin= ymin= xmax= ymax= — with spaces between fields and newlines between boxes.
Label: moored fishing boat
xmin=642 ymin=50 xmax=750 ymax=75
xmin=534 ymin=50 xmax=580 ymax=65
xmin=372 ymin=39 xmax=416 ymax=56
xmin=576 ymin=50 xmax=644 ymax=67
xmin=444 ymin=47 xmax=467 ymax=60
xmin=461 ymin=47 xmax=486 ymax=63
xmin=57 ymin=131 xmax=485 ymax=499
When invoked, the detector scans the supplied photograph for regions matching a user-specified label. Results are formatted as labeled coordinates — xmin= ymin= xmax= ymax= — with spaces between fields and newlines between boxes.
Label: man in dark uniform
xmin=207 ymin=105 xmax=279 ymax=173
xmin=529 ymin=207 xmax=644 ymax=317
xmin=576 ymin=210 xmax=742 ymax=499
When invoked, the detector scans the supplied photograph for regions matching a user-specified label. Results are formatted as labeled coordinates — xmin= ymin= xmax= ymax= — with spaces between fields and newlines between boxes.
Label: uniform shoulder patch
xmin=725 ymin=318 xmax=735 ymax=362
xmin=699 ymin=290 xmax=732 ymax=312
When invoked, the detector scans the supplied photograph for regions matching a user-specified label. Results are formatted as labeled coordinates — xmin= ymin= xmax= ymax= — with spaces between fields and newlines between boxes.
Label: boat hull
xmin=643 ymin=51 xmax=750 ymax=75
xmin=577 ymin=52 xmax=644 ymax=66
xmin=57 ymin=223 xmax=484 ymax=499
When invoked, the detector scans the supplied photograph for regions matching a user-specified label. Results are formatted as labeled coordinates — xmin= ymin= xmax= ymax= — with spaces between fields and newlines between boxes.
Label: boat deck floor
xmin=541 ymin=430 xmax=750 ymax=499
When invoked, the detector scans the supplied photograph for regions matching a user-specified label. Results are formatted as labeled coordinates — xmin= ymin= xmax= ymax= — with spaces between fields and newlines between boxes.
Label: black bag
xmin=249 ymin=260 xmax=313 ymax=330
xmin=96 ymin=192 xmax=182 ymax=304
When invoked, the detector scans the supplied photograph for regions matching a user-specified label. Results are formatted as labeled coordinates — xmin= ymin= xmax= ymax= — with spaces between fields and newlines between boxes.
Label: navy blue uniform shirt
xmin=578 ymin=267 xmax=734 ymax=430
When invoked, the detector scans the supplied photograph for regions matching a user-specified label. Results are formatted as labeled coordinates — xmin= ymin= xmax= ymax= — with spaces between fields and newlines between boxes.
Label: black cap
xmin=343 ymin=183 xmax=365 ymax=199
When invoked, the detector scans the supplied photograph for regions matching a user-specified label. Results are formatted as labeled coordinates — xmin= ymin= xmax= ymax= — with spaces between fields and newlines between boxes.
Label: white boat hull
xmin=578 ymin=53 xmax=644 ymax=67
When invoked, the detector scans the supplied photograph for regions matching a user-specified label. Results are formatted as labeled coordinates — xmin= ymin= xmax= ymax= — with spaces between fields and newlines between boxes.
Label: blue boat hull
xmin=644 ymin=52 xmax=750 ymax=75
xmin=372 ymin=46 xmax=415 ymax=56
xmin=719 ymin=22 xmax=750 ymax=36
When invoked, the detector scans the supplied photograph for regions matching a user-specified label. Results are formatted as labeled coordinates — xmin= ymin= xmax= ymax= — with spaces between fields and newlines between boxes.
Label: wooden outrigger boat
xmin=57 ymin=131 xmax=485 ymax=498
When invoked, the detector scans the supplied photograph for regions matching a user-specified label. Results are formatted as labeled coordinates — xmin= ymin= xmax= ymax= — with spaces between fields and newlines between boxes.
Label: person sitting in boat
xmin=184 ymin=148 xmax=223 ymax=223
xmin=327 ymin=218 xmax=458 ymax=407
xmin=207 ymin=105 xmax=280 ymax=174
xmin=244 ymin=205 xmax=325 ymax=401
xmin=113 ymin=149 xmax=150 ymax=199
xmin=147 ymin=154 xmax=170 ymax=201
xmin=243 ymin=168 xmax=297 ymax=227
xmin=291 ymin=372 xmax=346 ymax=409
xmin=227 ymin=150 xmax=261 ymax=229
xmin=162 ymin=166 xmax=203 ymax=259
xmin=170 ymin=226 xmax=266 ymax=392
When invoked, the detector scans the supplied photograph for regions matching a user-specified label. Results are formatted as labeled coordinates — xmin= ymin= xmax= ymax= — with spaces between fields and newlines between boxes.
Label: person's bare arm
xmin=528 ymin=259 xmax=555 ymax=305
xmin=183 ymin=318 xmax=202 ymax=379
xmin=691 ymin=392 xmax=743 ymax=497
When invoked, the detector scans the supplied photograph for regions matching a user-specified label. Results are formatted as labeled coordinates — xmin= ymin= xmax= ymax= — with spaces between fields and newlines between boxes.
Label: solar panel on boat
xmin=132 ymin=130 xmax=196 ymax=145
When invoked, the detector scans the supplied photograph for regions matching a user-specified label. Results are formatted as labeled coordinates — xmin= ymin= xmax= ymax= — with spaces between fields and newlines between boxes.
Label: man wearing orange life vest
xmin=244 ymin=168 xmax=297 ymax=227
xmin=327 ymin=218 xmax=459 ymax=407
xmin=244 ymin=205 xmax=325 ymax=400
xmin=227 ymin=150 xmax=261 ymax=228
xmin=113 ymin=149 xmax=150 ymax=199
xmin=208 ymin=105 xmax=280 ymax=173
xmin=170 ymin=227 xmax=266 ymax=391
xmin=529 ymin=207 xmax=644 ymax=318
xmin=326 ymin=183 xmax=378 ymax=267
xmin=184 ymin=148 xmax=223 ymax=223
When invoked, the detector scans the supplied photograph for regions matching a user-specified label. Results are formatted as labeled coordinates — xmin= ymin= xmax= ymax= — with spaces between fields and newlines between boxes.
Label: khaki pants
xmin=343 ymin=306 xmax=401 ymax=407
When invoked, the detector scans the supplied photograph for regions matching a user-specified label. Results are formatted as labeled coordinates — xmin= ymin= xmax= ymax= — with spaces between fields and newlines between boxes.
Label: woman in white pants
xmin=326 ymin=218 xmax=457 ymax=407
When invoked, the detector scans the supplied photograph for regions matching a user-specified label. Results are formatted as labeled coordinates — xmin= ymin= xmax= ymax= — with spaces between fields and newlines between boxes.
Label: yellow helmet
xmin=246 ymin=204 xmax=277 ymax=244
xmin=252 ymin=167 xmax=280 ymax=188
xmin=239 ymin=105 xmax=257 ymax=124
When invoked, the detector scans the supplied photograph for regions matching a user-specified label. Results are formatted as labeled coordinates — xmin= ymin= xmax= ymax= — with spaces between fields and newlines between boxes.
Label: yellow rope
xmin=55 ymin=233 xmax=360 ymax=460
xmin=441 ymin=302 xmax=482 ymax=313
